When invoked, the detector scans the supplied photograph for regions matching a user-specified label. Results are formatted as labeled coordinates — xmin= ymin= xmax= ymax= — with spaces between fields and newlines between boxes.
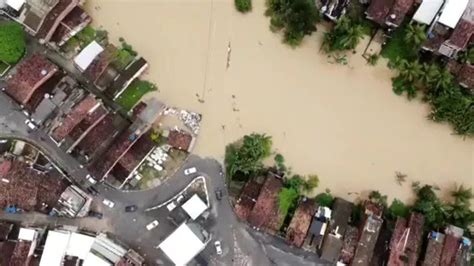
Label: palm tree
xmin=451 ymin=184 xmax=473 ymax=205
xmin=431 ymin=67 xmax=454 ymax=89
xmin=421 ymin=63 xmax=441 ymax=85
xmin=404 ymin=23 xmax=427 ymax=47
xmin=397 ymin=59 xmax=423 ymax=83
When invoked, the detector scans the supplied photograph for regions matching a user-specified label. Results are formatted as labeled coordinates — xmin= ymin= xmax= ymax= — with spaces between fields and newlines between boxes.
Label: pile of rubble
xmin=163 ymin=107 xmax=201 ymax=135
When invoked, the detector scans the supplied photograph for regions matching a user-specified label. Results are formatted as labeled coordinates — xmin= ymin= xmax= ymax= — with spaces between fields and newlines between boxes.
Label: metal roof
xmin=74 ymin=41 xmax=104 ymax=72
xmin=413 ymin=0 xmax=444 ymax=24
xmin=438 ymin=0 xmax=469 ymax=28
xmin=159 ymin=223 xmax=206 ymax=266
xmin=181 ymin=194 xmax=208 ymax=220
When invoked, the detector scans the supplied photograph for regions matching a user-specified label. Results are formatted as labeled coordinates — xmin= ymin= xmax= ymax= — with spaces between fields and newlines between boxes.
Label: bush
xmin=235 ymin=0 xmax=252 ymax=13
xmin=314 ymin=191 xmax=334 ymax=207
xmin=278 ymin=187 xmax=299 ymax=218
xmin=323 ymin=17 xmax=364 ymax=52
xmin=115 ymin=80 xmax=158 ymax=111
xmin=0 ymin=22 xmax=26 ymax=64
xmin=367 ymin=54 xmax=379 ymax=65
xmin=387 ymin=199 xmax=410 ymax=219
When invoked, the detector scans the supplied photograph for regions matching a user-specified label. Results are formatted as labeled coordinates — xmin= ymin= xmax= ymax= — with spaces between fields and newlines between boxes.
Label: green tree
xmin=278 ymin=187 xmax=299 ymax=217
xmin=451 ymin=185 xmax=473 ymax=205
xmin=225 ymin=133 xmax=273 ymax=180
xmin=392 ymin=75 xmax=418 ymax=100
xmin=396 ymin=59 xmax=423 ymax=83
xmin=266 ymin=0 xmax=320 ymax=46
xmin=369 ymin=190 xmax=388 ymax=207
xmin=314 ymin=191 xmax=334 ymax=207
xmin=404 ymin=23 xmax=427 ymax=47
xmin=0 ymin=22 xmax=26 ymax=64
xmin=323 ymin=17 xmax=364 ymax=52
xmin=387 ymin=199 xmax=410 ymax=219
xmin=274 ymin=153 xmax=287 ymax=174
xmin=235 ymin=0 xmax=252 ymax=13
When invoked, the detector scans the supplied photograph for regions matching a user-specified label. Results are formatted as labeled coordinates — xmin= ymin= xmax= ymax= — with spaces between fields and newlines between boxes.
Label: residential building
xmin=74 ymin=41 xmax=105 ymax=72
xmin=387 ymin=213 xmax=425 ymax=266
xmin=351 ymin=215 xmax=383 ymax=265
xmin=51 ymin=6 xmax=92 ymax=46
xmin=447 ymin=60 xmax=474 ymax=92
xmin=304 ymin=206 xmax=332 ymax=251
xmin=285 ymin=198 xmax=316 ymax=248
xmin=181 ymin=194 xmax=208 ymax=220
xmin=440 ymin=225 xmax=464 ymax=266
xmin=109 ymin=57 xmax=149 ymax=98
xmin=6 ymin=53 xmax=60 ymax=111
xmin=158 ymin=223 xmax=209 ymax=265
xmin=320 ymin=233 xmax=344 ymax=263
xmin=234 ymin=179 xmax=264 ymax=221
xmin=422 ymin=231 xmax=445 ymax=266
xmin=320 ymin=0 xmax=350 ymax=21
xmin=340 ymin=226 xmax=359 ymax=264
xmin=366 ymin=0 xmax=415 ymax=28
xmin=247 ymin=174 xmax=284 ymax=234
xmin=165 ymin=129 xmax=195 ymax=152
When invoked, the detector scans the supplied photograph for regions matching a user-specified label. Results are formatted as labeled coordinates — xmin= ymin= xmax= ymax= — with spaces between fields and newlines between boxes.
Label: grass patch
xmin=115 ymin=80 xmax=158 ymax=111
xmin=381 ymin=21 xmax=417 ymax=63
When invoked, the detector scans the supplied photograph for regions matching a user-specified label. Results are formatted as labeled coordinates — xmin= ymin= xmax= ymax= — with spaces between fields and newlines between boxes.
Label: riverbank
xmin=85 ymin=0 xmax=473 ymax=202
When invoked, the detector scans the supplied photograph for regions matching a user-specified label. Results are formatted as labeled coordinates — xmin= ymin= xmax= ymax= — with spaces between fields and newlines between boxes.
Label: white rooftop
xmin=438 ymin=0 xmax=469 ymax=28
xmin=18 ymin=228 xmax=36 ymax=241
xmin=159 ymin=223 xmax=206 ymax=266
xmin=74 ymin=41 xmax=104 ymax=72
xmin=413 ymin=0 xmax=444 ymax=24
xmin=40 ymin=231 xmax=70 ymax=266
xmin=83 ymin=252 xmax=112 ymax=266
xmin=66 ymin=233 xmax=95 ymax=259
xmin=6 ymin=0 xmax=25 ymax=11
xmin=181 ymin=194 xmax=208 ymax=220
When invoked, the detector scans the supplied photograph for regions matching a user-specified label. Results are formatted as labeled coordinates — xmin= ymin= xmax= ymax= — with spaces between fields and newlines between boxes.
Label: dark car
xmin=86 ymin=186 xmax=99 ymax=196
xmin=215 ymin=189 xmax=223 ymax=200
xmin=125 ymin=205 xmax=138 ymax=212
xmin=88 ymin=211 xmax=103 ymax=219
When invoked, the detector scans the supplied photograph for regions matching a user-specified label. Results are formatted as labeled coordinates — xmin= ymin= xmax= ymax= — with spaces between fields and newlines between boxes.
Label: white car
xmin=102 ymin=199 xmax=115 ymax=208
xmin=146 ymin=220 xmax=159 ymax=230
xmin=166 ymin=201 xmax=177 ymax=211
xmin=25 ymin=119 xmax=37 ymax=130
xmin=184 ymin=167 xmax=197 ymax=175
xmin=176 ymin=194 xmax=185 ymax=203
xmin=214 ymin=241 xmax=222 ymax=255
xmin=86 ymin=174 xmax=97 ymax=184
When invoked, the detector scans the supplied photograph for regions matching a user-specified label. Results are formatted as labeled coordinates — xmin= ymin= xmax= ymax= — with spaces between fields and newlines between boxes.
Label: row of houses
xmin=0 ymin=140 xmax=91 ymax=217
xmin=233 ymin=174 xmax=472 ymax=265
xmin=0 ymin=220 xmax=144 ymax=266
xmin=320 ymin=0 xmax=474 ymax=91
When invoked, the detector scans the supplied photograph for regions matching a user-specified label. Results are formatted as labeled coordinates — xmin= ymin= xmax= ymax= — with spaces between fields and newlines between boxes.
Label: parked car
xmin=102 ymin=199 xmax=115 ymax=208
xmin=184 ymin=167 xmax=197 ymax=175
xmin=125 ymin=205 xmax=137 ymax=212
xmin=86 ymin=175 xmax=97 ymax=184
xmin=88 ymin=211 xmax=103 ymax=219
xmin=176 ymin=194 xmax=185 ymax=203
xmin=24 ymin=119 xmax=37 ymax=130
xmin=166 ymin=201 xmax=177 ymax=211
xmin=86 ymin=186 xmax=99 ymax=196
xmin=215 ymin=189 xmax=223 ymax=201
xmin=146 ymin=220 xmax=159 ymax=230
xmin=214 ymin=241 xmax=223 ymax=255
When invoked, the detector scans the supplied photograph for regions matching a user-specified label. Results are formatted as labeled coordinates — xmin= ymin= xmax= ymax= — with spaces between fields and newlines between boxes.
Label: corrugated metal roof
xmin=74 ymin=41 xmax=104 ymax=72
xmin=438 ymin=0 xmax=469 ymax=28
xmin=413 ymin=0 xmax=444 ymax=24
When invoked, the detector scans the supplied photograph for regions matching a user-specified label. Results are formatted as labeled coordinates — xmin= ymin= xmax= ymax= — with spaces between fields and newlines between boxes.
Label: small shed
xmin=181 ymin=194 xmax=208 ymax=220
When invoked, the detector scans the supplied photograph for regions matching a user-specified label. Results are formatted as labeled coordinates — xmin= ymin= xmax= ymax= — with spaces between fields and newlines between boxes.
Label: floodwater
xmin=86 ymin=0 xmax=473 ymax=202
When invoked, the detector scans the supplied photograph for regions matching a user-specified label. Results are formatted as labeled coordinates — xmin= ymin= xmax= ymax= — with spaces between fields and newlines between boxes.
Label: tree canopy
xmin=323 ymin=17 xmax=364 ymax=52
xmin=0 ymin=22 xmax=26 ymax=64
xmin=266 ymin=0 xmax=320 ymax=46
xmin=235 ymin=0 xmax=252 ymax=13
xmin=225 ymin=133 xmax=272 ymax=180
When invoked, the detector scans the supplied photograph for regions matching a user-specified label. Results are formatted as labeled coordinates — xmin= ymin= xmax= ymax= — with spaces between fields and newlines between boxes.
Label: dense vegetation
xmin=235 ymin=0 xmax=252 ymax=13
xmin=265 ymin=0 xmax=320 ymax=46
xmin=0 ymin=22 xmax=26 ymax=64
xmin=322 ymin=17 xmax=364 ymax=53
xmin=225 ymin=133 xmax=272 ymax=181
xmin=116 ymin=80 xmax=158 ymax=111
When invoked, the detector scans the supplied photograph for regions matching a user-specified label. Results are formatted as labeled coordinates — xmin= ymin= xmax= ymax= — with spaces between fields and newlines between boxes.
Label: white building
xmin=74 ymin=41 xmax=104 ymax=72
xmin=181 ymin=194 xmax=208 ymax=220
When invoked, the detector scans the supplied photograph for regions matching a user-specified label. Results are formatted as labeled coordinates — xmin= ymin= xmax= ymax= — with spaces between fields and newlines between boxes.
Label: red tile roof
xmin=89 ymin=127 xmax=138 ymax=178
xmin=234 ymin=179 xmax=263 ymax=221
xmin=440 ymin=233 xmax=461 ymax=265
xmin=52 ymin=95 xmax=98 ymax=142
xmin=118 ymin=132 xmax=155 ymax=172
xmin=36 ymin=0 xmax=79 ymax=42
xmin=340 ymin=226 xmax=359 ymax=264
xmin=458 ymin=63 xmax=474 ymax=89
xmin=286 ymin=199 xmax=316 ymax=247
xmin=85 ymin=44 xmax=118 ymax=83
xmin=0 ymin=241 xmax=16 ymax=265
xmin=68 ymin=105 xmax=108 ymax=142
xmin=366 ymin=0 xmax=394 ymax=25
xmin=446 ymin=20 xmax=474 ymax=50
xmin=388 ymin=213 xmax=425 ymax=266
xmin=0 ymin=160 xmax=68 ymax=212
xmin=51 ymin=6 xmax=91 ymax=44
xmin=248 ymin=175 xmax=284 ymax=234
xmin=75 ymin=113 xmax=116 ymax=156
xmin=386 ymin=0 xmax=415 ymax=27
xmin=10 ymin=241 xmax=31 ymax=266
xmin=6 ymin=54 xmax=58 ymax=105
xmin=422 ymin=232 xmax=445 ymax=266
xmin=352 ymin=215 xmax=383 ymax=265
xmin=167 ymin=130 xmax=193 ymax=151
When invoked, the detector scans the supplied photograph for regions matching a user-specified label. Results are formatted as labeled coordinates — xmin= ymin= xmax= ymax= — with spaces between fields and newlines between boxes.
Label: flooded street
xmin=86 ymin=0 xmax=473 ymax=202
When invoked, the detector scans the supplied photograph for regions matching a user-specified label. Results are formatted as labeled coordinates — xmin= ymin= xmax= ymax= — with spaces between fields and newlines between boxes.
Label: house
xmin=51 ymin=6 xmax=92 ymax=46
xmin=370 ymin=222 xmax=392 ymax=266
xmin=440 ymin=225 xmax=464 ymax=265
xmin=387 ymin=212 xmax=425 ymax=266
xmin=339 ymin=226 xmax=359 ymax=264
xmin=234 ymin=179 xmax=264 ymax=221
xmin=320 ymin=0 xmax=351 ymax=21
xmin=159 ymin=223 xmax=209 ymax=265
xmin=286 ymin=199 xmax=316 ymax=247
xmin=0 ymin=159 xmax=69 ymax=212
xmin=422 ymin=231 xmax=445 ymax=266
xmin=109 ymin=57 xmax=149 ymax=98
xmin=247 ymin=174 xmax=284 ymax=234
xmin=181 ymin=194 xmax=208 ymax=220
xmin=34 ymin=0 xmax=79 ymax=43
xmin=413 ymin=0 xmax=444 ymax=25
xmin=6 ymin=54 xmax=59 ymax=110
xmin=320 ymin=198 xmax=353 ymax=263
xmin=84 ymin=44 xmax=119 ymax=89
xmin=166 ymin=129 xmax=194 ymax=152
xmin=304 ymin=206 xmax=332 ymax=251
xmin=366 ymin=0 xmax=415 ymax=28
xmin=74 ymin=41 xmax=104 ymax=72
xmin=446 ymin=60 xmax=474 ymax=92
xmin=351 ymin=215 xmax=383 ymax=265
